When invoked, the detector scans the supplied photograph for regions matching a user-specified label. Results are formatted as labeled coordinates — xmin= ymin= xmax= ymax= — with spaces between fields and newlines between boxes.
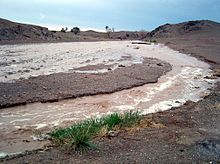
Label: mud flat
xmin=0 ymin=41 xmax=218 ymax=158
xmin=0 ymin=58 xmax=171 ymax=108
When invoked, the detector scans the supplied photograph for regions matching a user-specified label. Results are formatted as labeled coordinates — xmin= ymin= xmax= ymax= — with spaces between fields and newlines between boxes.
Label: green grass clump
xmin=49 ymin=111 xmax=141 ymax=151
xmin=101 ymin=113 xmax=122 ymax=130
xmin=50 ymin=119 xmax=101 ymax=149
xmin=121 ymin=111 xmax=141 ymax=127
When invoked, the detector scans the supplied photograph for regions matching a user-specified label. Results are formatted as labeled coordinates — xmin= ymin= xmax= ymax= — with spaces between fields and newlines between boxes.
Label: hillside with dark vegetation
xmin=146 ymin=20 xmax=220 ymax=67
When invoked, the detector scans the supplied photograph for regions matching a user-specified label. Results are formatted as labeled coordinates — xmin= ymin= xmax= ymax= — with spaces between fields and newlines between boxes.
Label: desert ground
xmin=0 ymin=19 xmax=220 ymax=163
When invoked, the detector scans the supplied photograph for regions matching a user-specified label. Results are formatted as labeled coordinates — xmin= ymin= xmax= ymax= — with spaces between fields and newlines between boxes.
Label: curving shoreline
xmin=0 ymin=58 xmax=172 ymax=109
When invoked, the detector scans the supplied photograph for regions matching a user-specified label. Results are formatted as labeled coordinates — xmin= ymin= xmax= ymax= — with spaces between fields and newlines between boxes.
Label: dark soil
xmin=0 ymin=58 xmax=171 ymax=109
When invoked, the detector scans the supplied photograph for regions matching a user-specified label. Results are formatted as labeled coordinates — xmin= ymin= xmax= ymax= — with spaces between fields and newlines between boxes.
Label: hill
xmin=148 ymin=20 xmax=220 ymax=38
xmin=0 ymin=18 xmax=58 ymax=43
xmin=0 ymin=18 xmax=148 ymax=44
xmin=146 ymin=20 xmax=220 ymax=67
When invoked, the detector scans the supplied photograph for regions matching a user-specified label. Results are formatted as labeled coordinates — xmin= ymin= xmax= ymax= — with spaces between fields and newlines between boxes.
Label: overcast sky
xmin=0 ymin=0 xmax=220 ymax=31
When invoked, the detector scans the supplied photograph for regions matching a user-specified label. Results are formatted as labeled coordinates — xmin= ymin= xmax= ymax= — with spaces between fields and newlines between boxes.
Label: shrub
xmin=61 ymin=27 xmax=68 ymax=33
xmin=102 ymin=113 xmax=122 ymax=130
xmin=71 ymin=27 xmax=80 ymax=34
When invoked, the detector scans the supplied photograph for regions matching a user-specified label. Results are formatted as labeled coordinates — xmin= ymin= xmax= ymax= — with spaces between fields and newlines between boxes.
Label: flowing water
xmin=0 ymin=41 xmax=218 ymax=157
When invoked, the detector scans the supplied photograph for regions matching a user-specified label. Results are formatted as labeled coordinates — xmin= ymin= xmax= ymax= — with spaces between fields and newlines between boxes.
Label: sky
xmin=0 ymin=0 xmax=220 ymax=31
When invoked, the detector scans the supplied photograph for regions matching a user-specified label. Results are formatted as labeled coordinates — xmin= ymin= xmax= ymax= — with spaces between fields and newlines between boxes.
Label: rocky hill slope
xmin=146 ymin=20 xmax=220 ymax=67
xmin=148 ymin=20 xmax=220 ymax=38
xmin=0 ymin=18 xmax=58 ymax=43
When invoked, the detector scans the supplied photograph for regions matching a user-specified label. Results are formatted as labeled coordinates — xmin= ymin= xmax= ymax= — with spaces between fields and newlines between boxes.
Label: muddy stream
xmin=0 ymin=41 xmax=217 ymax=158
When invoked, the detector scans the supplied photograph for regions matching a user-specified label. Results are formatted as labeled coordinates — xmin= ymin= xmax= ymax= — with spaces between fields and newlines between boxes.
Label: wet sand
xmin=0 ymin=58 xmax=171 ymax=108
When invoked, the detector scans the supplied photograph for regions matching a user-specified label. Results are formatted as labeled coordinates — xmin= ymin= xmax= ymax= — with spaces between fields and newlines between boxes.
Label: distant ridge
xmin=0 ymin=18 xmax=149 ymax=44
xmin=148 ymin=20 xmax=220 ymax=38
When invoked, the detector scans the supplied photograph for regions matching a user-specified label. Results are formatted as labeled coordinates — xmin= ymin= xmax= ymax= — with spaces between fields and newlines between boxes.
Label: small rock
xmin=85 ymin=59 xmax=91 ymax=63
xmin=213 ymin=69 xmax=220 ymax=77
xmin=204 ymin=76 xmax=218 ymax=79
xmin=133 ymin=46 xmax=140 ymax=49
xmin=118 ymin=64 xmax=125 ymax=68
xmin=107 ymin=68 xmax=112 ymax=71
xmin=12 ymin=59 xmax=16 ymax=63
xmin=7 ymin=72 xmax=14 ymax=75
xmin=157 ymin=63 xmax=163 ymax=66
xmin=108 ymin=130 xmax=119 ymax=137
xmin=31 ymin=134 xmax=51 ymax=141
xmin=200 ymin=92 xmax=209 ymax=98
xmin=31 ymin=67 xmax=40 ymax=70
xmin=23 ymin=69 xmax=30 ymax=73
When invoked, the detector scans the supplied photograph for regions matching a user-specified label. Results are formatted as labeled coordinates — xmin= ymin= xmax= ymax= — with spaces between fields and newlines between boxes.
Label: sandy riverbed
xmin=0 ymin=41 xmax=218 ymax=157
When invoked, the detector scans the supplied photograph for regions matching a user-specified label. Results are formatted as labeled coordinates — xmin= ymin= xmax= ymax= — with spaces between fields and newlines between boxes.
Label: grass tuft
xmin=49 ymin=111 xmax=142 ymax=152
xmin=102 ymin=113 xmax=122 ymax=130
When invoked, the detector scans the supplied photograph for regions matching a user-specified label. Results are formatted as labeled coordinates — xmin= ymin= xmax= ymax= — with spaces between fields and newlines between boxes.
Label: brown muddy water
xmin=0 ymin=41 xmax=218 ymax=158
